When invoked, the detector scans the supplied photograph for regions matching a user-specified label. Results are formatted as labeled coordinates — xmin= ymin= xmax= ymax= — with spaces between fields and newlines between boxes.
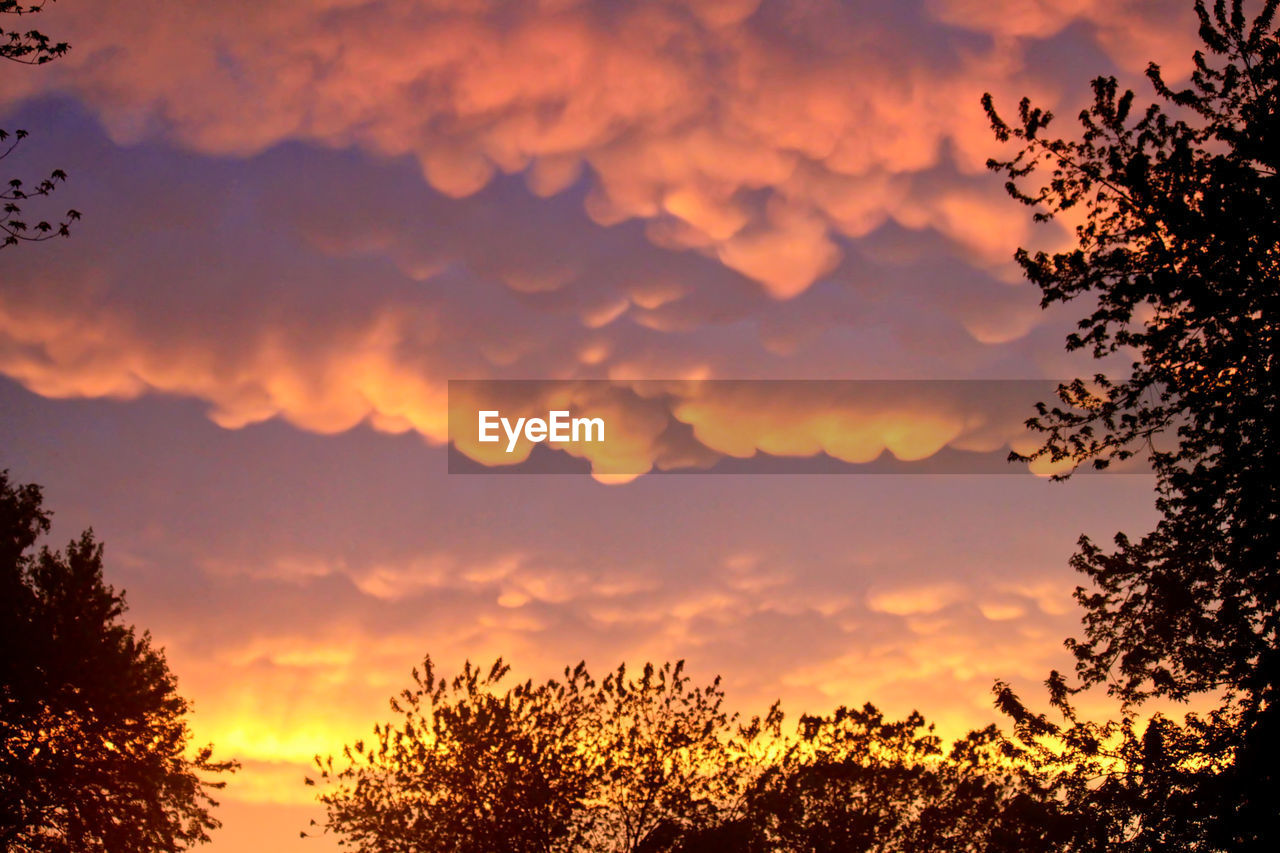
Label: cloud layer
xmin=0 ymin=103 xmax=1124 ymax=477
xmin=5 ymin=0 xmax=1195 ymax=296
xmin=1 ymin=0 xmax=1193 ymax=464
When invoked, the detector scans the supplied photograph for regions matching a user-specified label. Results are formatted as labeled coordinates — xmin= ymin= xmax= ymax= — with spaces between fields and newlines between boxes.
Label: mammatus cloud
xmin=448 ymin=379 xmax=1085 ymax=478
xmin=0 ymin=259 xmax=1075 ymax=479
xmin=0 ymin=110 xmax=1098 ymax=479
xmin=4 ymin=0 xmax=1193 ymax=297
xmin=0 ymin=0 xmax=1191 ymax=460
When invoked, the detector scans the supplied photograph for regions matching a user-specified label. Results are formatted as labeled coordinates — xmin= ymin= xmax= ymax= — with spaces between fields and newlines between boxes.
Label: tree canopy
xmin=311 ymin=655 xmax=1047 ymax=853
xmin=983 ymin=0 xmax=1278 ymax=848
xmin=0 ymin=472 xmax=236 ymax=852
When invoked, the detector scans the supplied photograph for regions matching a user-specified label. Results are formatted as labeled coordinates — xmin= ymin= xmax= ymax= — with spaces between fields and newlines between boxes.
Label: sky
xmin=0 ymin=1 xmax=1200 ymax=850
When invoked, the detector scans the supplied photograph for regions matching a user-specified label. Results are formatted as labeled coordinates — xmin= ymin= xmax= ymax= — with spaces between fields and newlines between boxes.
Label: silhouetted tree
xmin=312 ymin=658 xmax=749 ymax=853
xmin=740 ymin=710 xmax=1055 ymax=853
xmin=312 ymin=656 xmax=1053 ymax=852
xmin=0 ymin=472 xmax=236 ymax=852
xmin=984 ymin=0 xmax=1278 ymax=848
xmin=1 ymin=0 xmax=78 ymax=249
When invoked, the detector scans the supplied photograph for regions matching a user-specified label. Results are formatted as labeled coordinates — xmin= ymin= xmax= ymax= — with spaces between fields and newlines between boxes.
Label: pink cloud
xmin=3 ymin=0 xmax=1193 ymax=297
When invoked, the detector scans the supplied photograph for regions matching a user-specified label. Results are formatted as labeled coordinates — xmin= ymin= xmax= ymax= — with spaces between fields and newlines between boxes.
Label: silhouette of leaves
xmin=312 ymin=656 xmax=1046 ymax=852
xmin=984 ymin=0 xmax=1279 ymax=847
xmin=1 ymin=0 xmax=77 ymax=250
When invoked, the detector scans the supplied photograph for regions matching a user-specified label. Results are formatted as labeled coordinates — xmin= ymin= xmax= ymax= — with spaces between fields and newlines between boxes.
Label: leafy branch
xmin=1 ymin=0 xmax=77 ymax=249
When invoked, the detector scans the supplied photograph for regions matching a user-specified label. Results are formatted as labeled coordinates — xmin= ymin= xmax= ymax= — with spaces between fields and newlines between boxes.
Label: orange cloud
xmin=3 ymin=0 xmax=1192 ymax=297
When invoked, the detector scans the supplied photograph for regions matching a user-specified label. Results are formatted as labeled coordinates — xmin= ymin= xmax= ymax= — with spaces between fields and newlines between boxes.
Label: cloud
xmin=0 ymin=104 xmax=1090 ymax=480
xmin=0 ymin=0 xmax=1191 ymax=465
xmin=866 ymin=581 xmax=968 ymax=616
xmin=928 ymin=0 xmax=1202 ymax=74
xmin=3 ymin=0 xmax=1195 ymax=298
xmin=445 ymin=378 xmax=1072 ymax=478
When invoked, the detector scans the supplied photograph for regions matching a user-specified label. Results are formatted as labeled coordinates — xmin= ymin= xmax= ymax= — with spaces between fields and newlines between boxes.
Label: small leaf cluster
xmin=2 ymin=0 xmax=78 ymax=250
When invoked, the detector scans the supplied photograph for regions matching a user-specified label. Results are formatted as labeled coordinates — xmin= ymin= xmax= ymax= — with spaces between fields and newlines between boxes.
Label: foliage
xmin=311 ymin=658 xmax=742 ymax=853
xmin=741 ymin=711 xmax=1056 ymax=853
xmin=984 ymin=0 xmax=1279 ymax=848
xmin=312 ymin=656 xmax=1047 ymax=853
xmin=1 ymin=0 xmax=78 ymax=249
xmin=0 ymin=472 xmax=236 ymax=852
xmin=993 ymin=675 xmax=1236 ymax=852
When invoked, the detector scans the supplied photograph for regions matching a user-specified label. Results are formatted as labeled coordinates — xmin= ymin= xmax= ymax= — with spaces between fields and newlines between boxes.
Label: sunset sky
xmin=0 ymin=1 xmax=1198 ymax=849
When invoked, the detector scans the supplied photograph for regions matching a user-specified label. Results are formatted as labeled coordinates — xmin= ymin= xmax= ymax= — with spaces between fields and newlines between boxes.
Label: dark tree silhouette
xmin=1 ymin=0 xmax=78 ymax=249
xmin=312 ymin=656 xmax=1048 ymax=853
xmin=984 ymin=0 xmax=1278 ymax=848
xmin=312 ymin=658 xmax=745 ymax=853
xmin=0 ymin=472 xmax=236 ymax=852
xmin=738 ymin=710 xmax=1056 ymax=853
